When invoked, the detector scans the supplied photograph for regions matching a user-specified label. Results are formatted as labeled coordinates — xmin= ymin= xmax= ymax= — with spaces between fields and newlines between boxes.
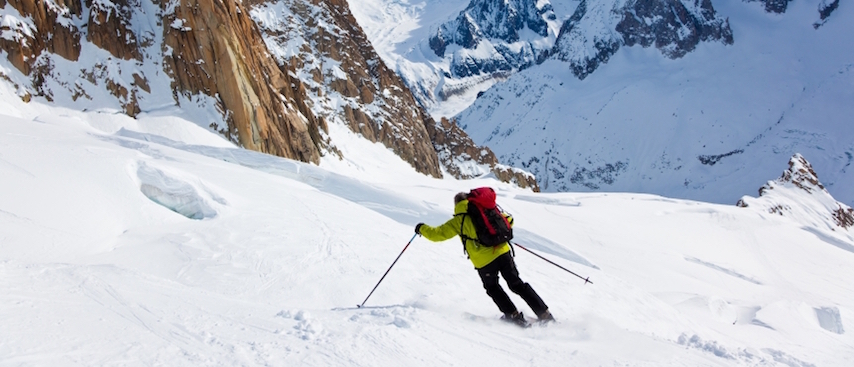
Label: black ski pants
xmin=477 ymin=252 xmax=548 ymax=317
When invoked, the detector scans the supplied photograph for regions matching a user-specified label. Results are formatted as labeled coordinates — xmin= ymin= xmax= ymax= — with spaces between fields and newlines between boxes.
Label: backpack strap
xmin=455 ymin=212 xmax=481 ymax=258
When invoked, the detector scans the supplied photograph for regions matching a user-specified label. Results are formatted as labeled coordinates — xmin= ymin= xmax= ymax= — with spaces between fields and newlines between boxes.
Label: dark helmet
xmin=454 ymin=192 xmax=468 ymax=204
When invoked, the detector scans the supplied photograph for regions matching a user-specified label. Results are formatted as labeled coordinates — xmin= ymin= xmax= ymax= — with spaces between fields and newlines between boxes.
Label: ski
xmin=463 ymin=312 xmax=555 ymax=328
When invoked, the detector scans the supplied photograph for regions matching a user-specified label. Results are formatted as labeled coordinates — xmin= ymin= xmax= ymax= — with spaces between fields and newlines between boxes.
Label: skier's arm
xmin=419 ymin=215 xmax=463 ymax=242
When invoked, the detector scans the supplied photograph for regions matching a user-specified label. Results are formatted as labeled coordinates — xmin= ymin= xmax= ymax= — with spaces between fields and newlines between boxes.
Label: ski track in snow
xmin=684 ymin=257 xmax=763 ymax=285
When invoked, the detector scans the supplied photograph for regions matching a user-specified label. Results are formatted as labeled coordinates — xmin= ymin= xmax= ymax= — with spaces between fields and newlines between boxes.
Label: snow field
xmin=1 ymin=95 xmax=854 ymax=365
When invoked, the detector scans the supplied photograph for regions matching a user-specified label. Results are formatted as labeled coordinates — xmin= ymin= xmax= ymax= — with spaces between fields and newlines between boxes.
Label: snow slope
xmin=2 ymin=86 xmax=854 ymax=365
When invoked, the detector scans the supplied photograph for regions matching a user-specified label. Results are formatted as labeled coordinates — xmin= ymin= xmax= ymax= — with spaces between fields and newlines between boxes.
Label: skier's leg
xmin=498 ymin=253 xmax=549 ymax=316
xmin=477 ymin=261 xmax=517 ymax=315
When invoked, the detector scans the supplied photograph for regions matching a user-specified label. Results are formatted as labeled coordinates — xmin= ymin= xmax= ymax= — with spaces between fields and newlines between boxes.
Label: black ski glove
xmin=415 ymin=223 xmax=425 ymax=235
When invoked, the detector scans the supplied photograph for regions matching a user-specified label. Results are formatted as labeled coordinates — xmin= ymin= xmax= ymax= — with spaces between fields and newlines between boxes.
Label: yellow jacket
xmin=419 ymin=199 xmax=512 ymax=269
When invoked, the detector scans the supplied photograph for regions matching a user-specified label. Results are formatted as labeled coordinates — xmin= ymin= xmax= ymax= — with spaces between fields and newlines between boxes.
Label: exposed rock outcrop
xmin=0 ymin=0 xmax=82 ymax=75
xmin=250 ymin=0 xmax=475 ymax=178
xmin=427 ymin=117 xmax=539 ymax=191
xmin=87 ymin=0 xmax=142 ymax=61
xmin=428 ymin=0 xmax=556 ymax=78
xmin=616 ymin=0 xmax=733 ymax=59
xmin=814 ymin=0 xmax=840 ymax=29
xmin=419 ymin=0 xmax=733 ymax=93
xmin=248 ymin=0 xmax=444 ymax=176
xmin=745 ymin=0 xmax=793 ymax=14
xmin=0 ymin=0 xmax=324 ymax=163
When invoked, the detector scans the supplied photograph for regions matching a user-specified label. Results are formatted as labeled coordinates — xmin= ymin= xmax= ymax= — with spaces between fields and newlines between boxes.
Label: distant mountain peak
xmin=738 ymin=154 xmax=854 ymax=231
xmin=428 ymin=0 xmax=558 ymax=78
xmin=767 ymin=153 xmax=825 ymax=195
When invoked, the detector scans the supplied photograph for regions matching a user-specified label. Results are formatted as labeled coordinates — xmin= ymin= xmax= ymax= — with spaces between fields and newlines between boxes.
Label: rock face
xmin=0 ymin=0 xmax=82 ymax=75
xmin=427 ymin=117 xmax=539 ymax=190
xmin=164 ymin=0 xmax=322 ymax=163
xmin=88 ymin=0 xmax=142 ymax=62
xmin=554 ymin=0 xmax=733 ymax=79
xmin=814 ymin=0 xmax=840 ymax=29
xmin=616 ymin=0 xmax=733 ymax=58
xmin=247 ymin=0 xmax=535 ymax=181
xmin=0 ymin=0 xmax=537 ymax=186
xmin=737 ymin=154 xmax=854 ymax=230
xmin=248 ymin=0 xmax=441 ymax=177
xmin=0 ymin=0 xmax=323 ymax=163
xmin=428 ymin=0 xmax=557 ymax=78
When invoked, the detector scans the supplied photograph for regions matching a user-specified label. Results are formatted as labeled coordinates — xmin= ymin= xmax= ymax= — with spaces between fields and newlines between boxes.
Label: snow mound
xmin=135 ymin=162 xmax=222 ymax=220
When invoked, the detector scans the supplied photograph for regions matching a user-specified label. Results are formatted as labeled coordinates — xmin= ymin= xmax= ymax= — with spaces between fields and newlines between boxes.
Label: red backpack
xmin=459 ymin=187 xmax=513 ymax=247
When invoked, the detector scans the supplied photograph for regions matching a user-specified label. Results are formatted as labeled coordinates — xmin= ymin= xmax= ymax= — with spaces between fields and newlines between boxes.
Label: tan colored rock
xmin=252 ymin=0 xmax=443 ymax=177
xmin=0 ymin=0 xmax=82 ymax=74
xmin=163 ymin=0 xmax=322 ymax=163
xmin=132 ymin=73 xmax=150 ymax=93
xmin=87 ymin=0 xmax=142 ymax=61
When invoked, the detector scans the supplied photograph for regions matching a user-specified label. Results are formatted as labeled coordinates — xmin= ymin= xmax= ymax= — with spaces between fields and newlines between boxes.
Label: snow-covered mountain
xmin=2 ymin=82 xmax=854 ymax=365
xmin=351 ymin=0 xmax=851 ymax=206
xmin=361 ymin=0 xmax=733 ymax=115
xmin=452 ymin=0 xmax=853 ymax=206
xmin=552 ymin=0 xmax=733 ymax=79
xmin=0 ymin=0 xmax=537 ymax=188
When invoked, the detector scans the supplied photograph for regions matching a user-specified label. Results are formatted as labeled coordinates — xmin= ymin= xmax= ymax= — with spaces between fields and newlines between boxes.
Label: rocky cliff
xmin=746 ymin=0 xmax=793 ymax=14
xmin=426 ymin=116 xmax=538 ymax=190
xmin=247 ymin=0 xmax=441 ymax=177
xmin=165 ymin=0 xmax=323 ymax=163
xmin=0 ymin=0 xmax=82 ymax=77
xmin=0 ymin=0 xmax=322 ymax=163
xmin=247 ymin=0 xmax=536 ymax=185
xmin=814 ymin=0 xmax=840 ymax=29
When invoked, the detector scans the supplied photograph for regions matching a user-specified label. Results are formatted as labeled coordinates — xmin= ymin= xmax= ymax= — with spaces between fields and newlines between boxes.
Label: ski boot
xmin=501 ymin=311 xmax=531 ymax=328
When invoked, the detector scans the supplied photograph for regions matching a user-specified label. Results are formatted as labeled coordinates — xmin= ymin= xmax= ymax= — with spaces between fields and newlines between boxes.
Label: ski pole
xmin=513 ymin=242 xmax=592 ymax=284
xmin=357 ymin=233 xmax=418 ymax=308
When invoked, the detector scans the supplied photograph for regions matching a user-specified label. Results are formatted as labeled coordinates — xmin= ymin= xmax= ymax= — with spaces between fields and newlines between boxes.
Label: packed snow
xmin=2 ymin=81 xmax=853 ymax=366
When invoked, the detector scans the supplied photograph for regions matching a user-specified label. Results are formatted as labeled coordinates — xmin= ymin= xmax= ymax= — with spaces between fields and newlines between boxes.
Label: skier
xmin=415 ymin=190 xmax=555 ymax=327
